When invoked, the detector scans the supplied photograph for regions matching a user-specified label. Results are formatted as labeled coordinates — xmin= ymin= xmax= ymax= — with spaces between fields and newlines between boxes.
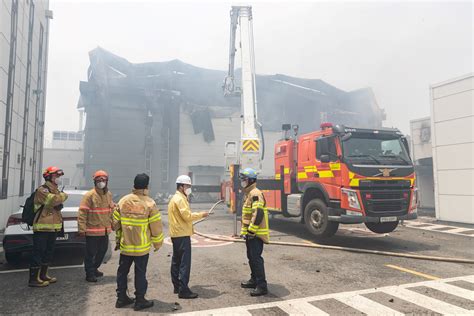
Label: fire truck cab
xmin=264 ymin=123 xmax=418 ymax=237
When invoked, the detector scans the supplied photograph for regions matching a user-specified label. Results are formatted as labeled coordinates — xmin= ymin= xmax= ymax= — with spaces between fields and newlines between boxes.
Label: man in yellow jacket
xmin=29 ymin=166 xmax=68 ymax=287
xmin=112 ymin=173 xmax=164 ymax=311
xmin=239 ymin=168 xmax=269 ymax=296
xmin=78 ymin=170 xmax=114 ymax=282
xmin=168 ymin=175 xmax=208 ymax=299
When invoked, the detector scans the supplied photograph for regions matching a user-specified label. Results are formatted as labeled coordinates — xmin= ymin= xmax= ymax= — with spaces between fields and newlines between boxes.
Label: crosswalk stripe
xmin=423 ymin=282 xmax=474 ymax=301
xmin=381 ymin=287 xmax=470 ymax=314
xmin=177 ymin=275 xmax=474 ymax=315
xmin=335 ymin=294 xmax=404 ymax=316
xmin=278 ymin=300 xmax=329 ymax=315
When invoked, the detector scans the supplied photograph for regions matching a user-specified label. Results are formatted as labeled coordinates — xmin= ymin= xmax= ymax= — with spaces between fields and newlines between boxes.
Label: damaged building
xmin=78 ymin=47 xmax=385 ymax=198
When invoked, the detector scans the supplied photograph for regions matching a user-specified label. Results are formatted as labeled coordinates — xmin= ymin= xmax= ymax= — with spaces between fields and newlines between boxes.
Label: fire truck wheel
xmin=365 ymin=221 xmax=399 ymax=234
xmin=304 ymin=199 xmax=339 ymax=237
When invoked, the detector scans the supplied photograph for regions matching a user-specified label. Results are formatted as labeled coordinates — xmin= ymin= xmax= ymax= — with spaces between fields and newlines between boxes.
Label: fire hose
xmin=194 ymin=201 xmax=474 ymax=264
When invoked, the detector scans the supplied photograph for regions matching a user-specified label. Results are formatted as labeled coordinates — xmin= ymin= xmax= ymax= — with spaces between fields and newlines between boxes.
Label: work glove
xmin=240 ymin=234 xmax=247 ymax=240
xmin=114 ymin=243 xmax=120 ymax=251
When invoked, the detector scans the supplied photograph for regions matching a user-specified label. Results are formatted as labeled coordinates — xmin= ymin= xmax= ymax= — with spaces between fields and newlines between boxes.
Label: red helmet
xmin=43 ymin=166 xmax=64 ymax=180
xmin=93 ymin=170 xmax=109 ymax=180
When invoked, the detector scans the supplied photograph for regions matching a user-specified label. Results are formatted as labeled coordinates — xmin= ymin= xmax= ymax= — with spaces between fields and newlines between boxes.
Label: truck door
xmin=315 ymin=137 xmax=342 ymax=200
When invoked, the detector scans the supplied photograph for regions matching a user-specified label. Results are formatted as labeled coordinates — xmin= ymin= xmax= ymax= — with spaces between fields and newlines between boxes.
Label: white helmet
xmin=176 ymin=175 xmax=192 ymax=185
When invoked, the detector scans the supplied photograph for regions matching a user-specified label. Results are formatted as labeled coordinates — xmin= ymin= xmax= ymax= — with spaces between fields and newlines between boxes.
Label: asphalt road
xmin=0 ymin=204 xmax=473 ymax=315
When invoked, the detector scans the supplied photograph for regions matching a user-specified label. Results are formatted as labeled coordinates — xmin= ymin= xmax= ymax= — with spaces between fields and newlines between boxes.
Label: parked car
xmin=3 ymin=190 xmax=88 ymax=264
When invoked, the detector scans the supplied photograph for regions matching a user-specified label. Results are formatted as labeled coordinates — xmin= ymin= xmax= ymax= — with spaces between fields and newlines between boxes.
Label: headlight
xmin=342 ymin=188 xmax=361 ymax=210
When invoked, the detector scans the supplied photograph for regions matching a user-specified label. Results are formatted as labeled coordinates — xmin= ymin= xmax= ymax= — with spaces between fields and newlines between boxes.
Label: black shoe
xmin=95 ymin=270 xmax=104 ymax=277
xmin=241 ymin=279 xmax=257 ymax=289
xmin=86 ymin=275 xmax=98 ymax=283
xmin=250 ymin=286 xmax=268 ymax=297
xmin=174 ymin=288 xmax=179 ymax=294
xmin=134 ymin=296 xmax=154 ymax=311
xmin=178 ymin=291 xmax=199 ymax=299
xmin=115 ymin=293 xmax=135 ymax=308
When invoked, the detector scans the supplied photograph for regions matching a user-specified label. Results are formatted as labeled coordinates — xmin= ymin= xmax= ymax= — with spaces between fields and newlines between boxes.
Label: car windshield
xmin=342 ymin=133 xmax=411 ymax=165
xmin=63 ymin=194 xmax=84 ymax=208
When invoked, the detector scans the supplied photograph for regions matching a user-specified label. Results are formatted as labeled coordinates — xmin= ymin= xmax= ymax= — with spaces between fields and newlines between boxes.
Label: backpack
xmin=22 ymin=185 xmax=49 ymax=226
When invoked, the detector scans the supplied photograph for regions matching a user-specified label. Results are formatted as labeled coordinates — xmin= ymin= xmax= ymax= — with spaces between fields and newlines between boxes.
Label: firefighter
xmin=112 ymin=173 xmax=164 ymax=311
xmin=78 ymin=170 xmax=114 ymax=282
xmin=29 ymin=166 xmax=68 ymax=287
xmin=168 ymin=175 xmax=208 ymax=299
xmin=239 ymin=168 xmax=269 ymax=296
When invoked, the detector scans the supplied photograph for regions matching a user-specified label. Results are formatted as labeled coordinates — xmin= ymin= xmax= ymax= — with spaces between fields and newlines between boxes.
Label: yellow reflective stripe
xmin=120 ymin=244 xmax=151 ymax=252
xmin=151 ymin=233 xmax=164 ymax=243
xmin=148 ymin=212 xmax=162 ymax=223
xmin=304 ymin=166 xmax=317 ymax=172
xmin=330 ymin=162 xmax=341 ymax=171
xmin=298 ymin=172 xmax=308 ymax=179
xmin=33 ymin=223 xmax=62 ymax=229
xmin=350 ymin=178 xmax=360 ymax=187
xmin=256 ymin=231 xmax=269 ymax=236
xmin=248 ymin=224 xmax=259 ymax=233
xmin=318 ymin=170 xmax=334 ymax=178
xmin=113 ymin=211 xmax=121 ymax=220
xmin=121 ymin=221 xmax=147 ymax=227
xmin=275 ymin=174 xmax=281 ymax=180
xmin=121 ymin=217 xmax=148 ymax=223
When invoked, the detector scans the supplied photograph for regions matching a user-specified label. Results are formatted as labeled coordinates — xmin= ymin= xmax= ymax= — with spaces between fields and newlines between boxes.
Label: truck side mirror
xmin=320 ymin=154 xmax=330 ymax=163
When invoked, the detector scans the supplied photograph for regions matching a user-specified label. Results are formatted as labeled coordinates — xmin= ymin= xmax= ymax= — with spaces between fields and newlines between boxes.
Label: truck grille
xmin=360 ymin=189 xmax=410 ymax=217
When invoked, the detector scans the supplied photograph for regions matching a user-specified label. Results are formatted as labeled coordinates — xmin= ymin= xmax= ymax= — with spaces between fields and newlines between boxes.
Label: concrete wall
xmin=0 ymin=0 xmax=50 ymax=228
xmin=410 ymin=117 xmax=435 ymax=209
xmin=431 ymin=74 xmax=474 ymax=224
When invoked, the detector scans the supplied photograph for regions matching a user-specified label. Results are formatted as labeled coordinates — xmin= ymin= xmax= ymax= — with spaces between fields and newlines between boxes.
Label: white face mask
xmin=185 ymin=187 xmax=192 ymax=196
xmin=54 ymin=178 xmax=61 ymax=185
xmin=241 ymin=180 xmax=248 ymax=188
xmin=96 ymin=181 xmax=106 ymax=189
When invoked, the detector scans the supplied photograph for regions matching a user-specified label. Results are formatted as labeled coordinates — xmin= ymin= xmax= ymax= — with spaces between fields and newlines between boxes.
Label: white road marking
xmin=178 ymin=275 xmax=474 ymax=315
xmin=424 ymin=282 xmax=474 ymax=301
xmin=335 ymin=294 xmax=403 ymax=315
xmin=278 ymin=300 xmax=329 ymax=315
xmin=381 ymin=287 xmax=470 ymax=315
xmin=403 ymin=220 xmax=474 ymax=237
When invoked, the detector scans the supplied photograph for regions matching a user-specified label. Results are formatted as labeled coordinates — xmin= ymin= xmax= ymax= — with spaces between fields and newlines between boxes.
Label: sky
xmin=45 ymin=0 xmax=473 ymax=143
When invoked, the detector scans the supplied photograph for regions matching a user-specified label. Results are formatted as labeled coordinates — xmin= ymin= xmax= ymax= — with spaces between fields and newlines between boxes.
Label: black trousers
xmin=116 ymin=254 xmax=149 ymax=297
xmin=246 ymin=237 xmax=267 ymax=288
xmin=170 ymin=236 xmax=192 ymax=293
xmin=84 ymin=235 xmax=109 ymax=276
xmin=30 ymin=232 xmax=57 ymax=268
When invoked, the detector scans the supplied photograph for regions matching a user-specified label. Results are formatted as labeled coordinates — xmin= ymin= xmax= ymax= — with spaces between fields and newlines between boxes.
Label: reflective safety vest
xmin=33 ymin=181 xmax=68 ymax=232
xmin=112 ymin=189 xmax=164 ymax=256
xmin=78 ymin=188 xmax=114 ymax=236
xmin=240 ymin=183 xmax=270 ymax=244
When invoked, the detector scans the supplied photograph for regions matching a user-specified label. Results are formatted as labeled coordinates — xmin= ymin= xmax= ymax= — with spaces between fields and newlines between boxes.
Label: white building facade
xmin=430 ymin=73 xmax=474 ymax=224
xmin=0 ymin=0 xmax=51 ymax=228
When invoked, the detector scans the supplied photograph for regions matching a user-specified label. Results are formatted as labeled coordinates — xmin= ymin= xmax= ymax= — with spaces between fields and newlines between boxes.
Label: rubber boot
xmin=29 ymin=267 xmax=50 ymax=287
xmin=115 ymin=292 xmax=135 ymax=308
xmin=86 ymin=274 xmax=98 ymax=283
xmin=95 ymin=270 xmax=104 ymax=277
xmin=40 ymin=265 xmax=57 ymax=283
xmin=241 ymin=279 xmax=257 ymax=289
xmin=250 ymin=286 xmax=268 ymax=297
xmin=134 ymin=295 xmax=154 ymax=311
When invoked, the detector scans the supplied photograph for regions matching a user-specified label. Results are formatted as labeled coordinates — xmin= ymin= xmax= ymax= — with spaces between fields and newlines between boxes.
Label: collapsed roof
xmin=79 ymin=47 xmax=385 ymax=135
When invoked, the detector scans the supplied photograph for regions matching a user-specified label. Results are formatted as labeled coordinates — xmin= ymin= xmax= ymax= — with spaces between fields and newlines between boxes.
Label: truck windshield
xmin=342 ymin=134 xmax=411 ymax=165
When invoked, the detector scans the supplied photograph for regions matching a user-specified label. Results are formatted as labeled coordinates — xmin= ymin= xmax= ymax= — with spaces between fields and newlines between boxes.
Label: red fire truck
xmin=226 ymin=123 xmax=418 ymax=238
